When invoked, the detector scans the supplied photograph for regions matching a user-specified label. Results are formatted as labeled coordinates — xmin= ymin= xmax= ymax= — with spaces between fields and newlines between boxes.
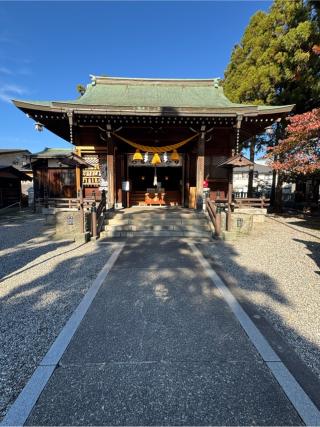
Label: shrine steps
xmin=101 ymin=208 xmax=213 ymax=239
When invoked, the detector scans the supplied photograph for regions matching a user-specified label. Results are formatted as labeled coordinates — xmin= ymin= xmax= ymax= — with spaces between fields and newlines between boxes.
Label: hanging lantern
xmin=170 ymin=150 xmax=180 ymax=163
xmin=151 ymin=152 xmax=161 ymax=165
xmin=133 ymin=149 xmax=143 ymax=162
xmin=144 ymin=152 xmax=149 ymax=163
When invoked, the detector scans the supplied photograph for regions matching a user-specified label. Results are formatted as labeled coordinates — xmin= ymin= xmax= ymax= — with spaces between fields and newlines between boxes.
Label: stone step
xmin=108 ymin=213 xmax=207 ymax=220
xmin=105 ymin=218 xmax=209 ymax=226
xmin=104 ymin=224 xmax=210 ymax=232
xmin=101 ymin=230 xmax=212 ymax=238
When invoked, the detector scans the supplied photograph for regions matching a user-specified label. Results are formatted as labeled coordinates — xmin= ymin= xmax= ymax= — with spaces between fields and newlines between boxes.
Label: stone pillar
xmin=196 ymin=135 xmax=205 ymax=210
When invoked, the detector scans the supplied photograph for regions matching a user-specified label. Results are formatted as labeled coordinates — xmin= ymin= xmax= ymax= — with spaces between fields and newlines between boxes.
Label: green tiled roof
xmin=67 ymin=76 xmax=246 ymax=109
xmin=33 ymin=148 xmax=72 ymax=157
xmin=12 ymin=76 xmax=295 ymax=114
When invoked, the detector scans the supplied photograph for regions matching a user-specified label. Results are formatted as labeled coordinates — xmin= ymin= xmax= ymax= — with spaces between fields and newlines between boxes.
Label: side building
xmin=0 ymin=149 xmax=33 ymax=208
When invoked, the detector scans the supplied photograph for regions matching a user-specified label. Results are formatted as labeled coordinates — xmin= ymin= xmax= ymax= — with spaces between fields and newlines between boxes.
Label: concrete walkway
xmin=23 ymin=239 xmax=303 ymax=425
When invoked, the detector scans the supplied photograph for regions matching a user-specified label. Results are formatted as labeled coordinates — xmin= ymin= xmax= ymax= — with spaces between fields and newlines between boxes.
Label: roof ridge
xmin=90 ymin=75 xmax=221 ymax=82
xmin=90 ymin=75 xmax=222 ymax=87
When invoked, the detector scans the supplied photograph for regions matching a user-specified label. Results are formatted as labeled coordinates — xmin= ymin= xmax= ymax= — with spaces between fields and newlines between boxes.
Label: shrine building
xmin=13 ymin=76 xmax=294 ymax=209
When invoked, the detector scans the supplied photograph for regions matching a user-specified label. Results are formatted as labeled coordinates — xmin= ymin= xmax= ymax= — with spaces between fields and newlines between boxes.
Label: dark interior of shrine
xmin=128 ymin=165 xmax=182 ymax=206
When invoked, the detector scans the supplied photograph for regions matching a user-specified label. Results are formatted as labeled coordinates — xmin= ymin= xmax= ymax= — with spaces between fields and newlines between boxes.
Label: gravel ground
xmin=0 ymin=211 xmax=114 ymax=421
xmin=270 ymin=214 xmax=320 ymax=239
xmin=200 ymin=215 xmax=320 ymax=378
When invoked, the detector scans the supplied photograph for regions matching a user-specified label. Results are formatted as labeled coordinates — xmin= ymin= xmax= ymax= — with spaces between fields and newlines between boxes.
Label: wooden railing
xmin=206 ymin=199 xmax=224 ymax=237
xmin=35 ymin=197 xmax=78 ymax=209
xmin=90 ymin=190 xmax=107 ymax=238
xmin=36 ymin=192 xmax=108 ymax=240
xmin=235 ymin=198 xmax=270 ymax=209
xmin=209 ymin=196 xmax=270 ymax=209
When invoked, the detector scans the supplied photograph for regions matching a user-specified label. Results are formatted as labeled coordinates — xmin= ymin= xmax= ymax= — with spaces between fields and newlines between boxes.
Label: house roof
xmin=31 ymin=148 xmax=90 ymax=167
xmin=0 ymin=149 xmax=31 ymax=154
xmin=0 ymin=165 xmax=32 ymax=181
xmin=12 ymin=75 xmax=294 ymax=116
xmin=32 ymin=148 xmax=72 ymax=157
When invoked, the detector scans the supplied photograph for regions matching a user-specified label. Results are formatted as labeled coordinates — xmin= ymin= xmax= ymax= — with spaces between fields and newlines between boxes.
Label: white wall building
xmin=233 ymin=163 xmax=295 ymax=198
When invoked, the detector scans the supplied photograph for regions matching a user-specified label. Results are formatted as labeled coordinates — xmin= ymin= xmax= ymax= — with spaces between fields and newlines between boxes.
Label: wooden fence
xmin=235 ymin=198 xmax=270 ymax=209
xmin=36 ymin=191 xmax=107 ymax=240
xmin=206 ymin=197 xmax=270 ymax=237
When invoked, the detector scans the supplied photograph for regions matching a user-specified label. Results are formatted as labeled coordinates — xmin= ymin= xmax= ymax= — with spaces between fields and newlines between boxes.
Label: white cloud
xmin=0 ymin=66 xmax=12 ymax=75
xmin=0 ymin=83 xmax=28 ymax=103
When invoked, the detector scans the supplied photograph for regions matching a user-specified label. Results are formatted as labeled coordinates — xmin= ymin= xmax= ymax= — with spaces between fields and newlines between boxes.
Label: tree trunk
xmin=270 ymin=168 xmax=277 ymax=208
xmin=247 ymin=138 xmax=255 ymax=197
xmin=274 ymin=172 xmax=283 ymax=213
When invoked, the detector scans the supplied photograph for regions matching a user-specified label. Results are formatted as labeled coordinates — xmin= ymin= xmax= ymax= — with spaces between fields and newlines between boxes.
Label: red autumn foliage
xmin=312 ymin=44 xmax=320 ymax=55
xmin=266 ymin=108 xmax=320 ymax=175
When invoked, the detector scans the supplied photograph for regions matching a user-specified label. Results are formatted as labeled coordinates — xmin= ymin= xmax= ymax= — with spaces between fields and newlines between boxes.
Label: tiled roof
xmin=31 ymin=148 xmax=90 ymax=167
xmin=12 ymin=76 xmax=294 ymax=113
xmin=0 ymin=149 xmax=31 ymax=154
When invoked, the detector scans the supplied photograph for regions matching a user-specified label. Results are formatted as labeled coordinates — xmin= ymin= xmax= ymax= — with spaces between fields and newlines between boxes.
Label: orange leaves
xmin=267 ymin=108 xmax=320 ymax=175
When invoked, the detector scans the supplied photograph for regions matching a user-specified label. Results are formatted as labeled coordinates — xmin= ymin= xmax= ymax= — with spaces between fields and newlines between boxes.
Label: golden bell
xmin=170 ymin=150 xmax=180 ymax=162
xmin=151 ymin=152 xmax=161 ymax=165
xmin=133 ymin=149 xmax=143 ymax=161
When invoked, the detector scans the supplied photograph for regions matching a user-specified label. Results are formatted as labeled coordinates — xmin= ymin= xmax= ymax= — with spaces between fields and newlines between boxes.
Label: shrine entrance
xmin=128 ymin=154 xmax=183 ymax=207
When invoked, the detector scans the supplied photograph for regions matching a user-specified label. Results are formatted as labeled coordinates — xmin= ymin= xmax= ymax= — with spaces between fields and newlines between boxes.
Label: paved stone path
xmin=24 ymin=239 xmax=302 ymax=425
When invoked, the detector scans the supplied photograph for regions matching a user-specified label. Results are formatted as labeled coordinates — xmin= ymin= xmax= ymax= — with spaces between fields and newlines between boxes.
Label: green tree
xmin=224 ymin=0 xmax=320 ymax=112
xmin=223 ymin=0 xmax=320 ymax=208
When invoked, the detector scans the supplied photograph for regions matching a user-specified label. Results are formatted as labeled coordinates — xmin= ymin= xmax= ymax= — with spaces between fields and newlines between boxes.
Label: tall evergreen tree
xmin=223 ymin=0 xmax=320 ymax=207
xmin=224 ymin=0 xmax=320 ymax=112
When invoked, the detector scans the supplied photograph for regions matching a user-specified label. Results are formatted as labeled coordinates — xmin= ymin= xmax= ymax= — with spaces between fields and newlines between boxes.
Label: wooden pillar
xmin=181 ymin=154 xmax=185 ymax=207
xmin=184 ymin=153 xmax=190 ymax=208
xmin=116 ymin=154 xmax=125 ymax=208
xmin=196 ymin=135 xmax=205 ymax=210
xmin=227 ymin=168 xmax=233 ymax=231
xmin=107 ymin=140 xmax=115 ymax=208
xmin=75 ymin=148 xmax=82 ymax=195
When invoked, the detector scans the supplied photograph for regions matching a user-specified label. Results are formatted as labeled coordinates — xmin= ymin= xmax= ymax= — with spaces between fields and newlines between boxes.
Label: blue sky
xmin=0 ymin=1 xmax=271 ymax=153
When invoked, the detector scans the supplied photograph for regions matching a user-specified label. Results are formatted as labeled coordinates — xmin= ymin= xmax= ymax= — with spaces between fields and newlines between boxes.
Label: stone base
xmin=231 ymin=212 xmax=253 ymax=235
xmin=54 ymin=211 xmax=84 ymax=241
xmin=237 ymin=208 xmax=267 ymax=223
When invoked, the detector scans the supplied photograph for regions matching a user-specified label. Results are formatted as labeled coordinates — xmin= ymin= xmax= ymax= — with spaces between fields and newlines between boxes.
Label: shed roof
xmin=31 ymin=148 xmax=90 ymax=167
